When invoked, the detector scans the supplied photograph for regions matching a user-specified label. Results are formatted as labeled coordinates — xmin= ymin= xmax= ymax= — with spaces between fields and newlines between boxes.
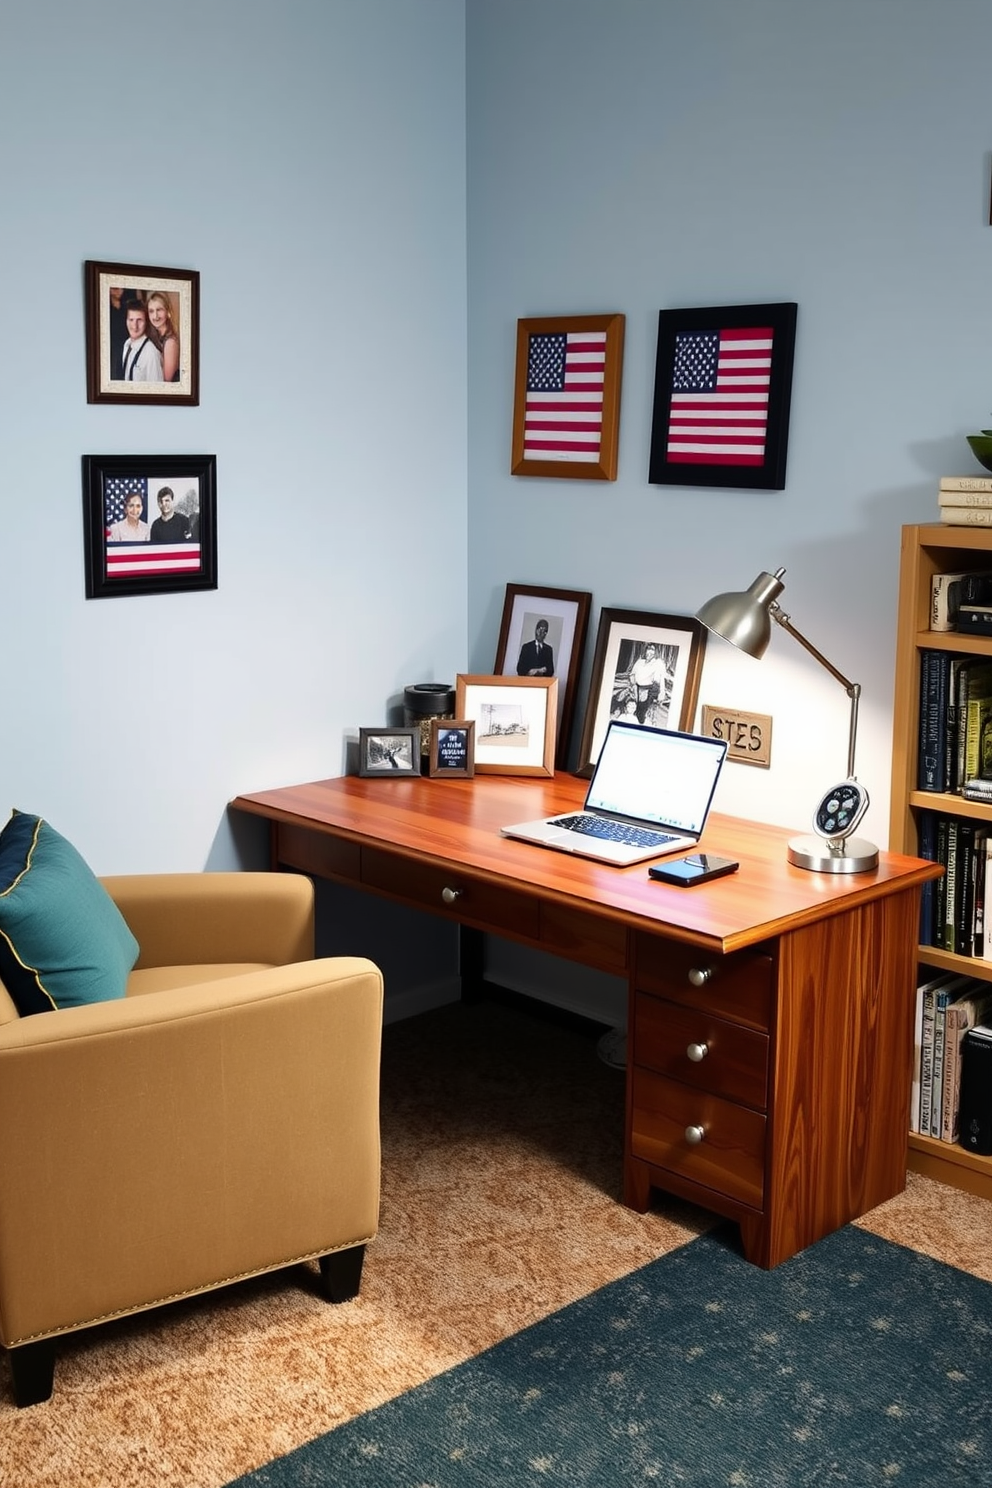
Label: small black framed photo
xmin=85 ymin=260 xmax=200 ymax=405
xmin=82 ymin=454 xmax=217 ymax=600
xmin=428 ymin=720 xmax=476 ymax=778
xmin=358 ymin=727 xmax=420 ymax=777
xmin=648 ymin=302 xmax=797 ymax=490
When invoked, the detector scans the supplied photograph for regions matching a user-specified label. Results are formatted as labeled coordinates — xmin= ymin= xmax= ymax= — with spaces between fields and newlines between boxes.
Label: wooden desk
xmin=231 ymin=772 xmax=940 ymax=1268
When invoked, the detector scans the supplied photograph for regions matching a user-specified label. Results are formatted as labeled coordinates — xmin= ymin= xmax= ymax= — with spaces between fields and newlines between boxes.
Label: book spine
xmin=910 ymin=981 xmax=924 ymax=1134
xmin=938 ymin=490 xmax=992 ymax=507
xmin=955 ymin=820 xmax=977 ymax=956
xmin=958 ymin=1031 xmax=992 ymax=1154
xmin=939 ymin=475 xmax=992 ymax=492
xmin=918 ymin=810 xmax=938 ymax=946
xmin=941 ymin=1002 xmax=966 ymax=1141
xmin=919 ymin=985 xmax=937 ymax=1135
xmin=985 ymin=838 xmax=992 ymax=958
xmin=930 ymin=572 xmax=968 ymax=630
xmin=917 ymin=650 xmax=948 ymax=792
xmin=973 ymin=828 xmax=987 ymax=956
xmin=942 ymin=818 xmax=959 ymax=952
xmin=941 ymin=507 xmax=992 ymax=526
xmin=933 ymin=816 xmax=949 ymax=948
xmin=931 ymin=991 xmax=949 ymax=1136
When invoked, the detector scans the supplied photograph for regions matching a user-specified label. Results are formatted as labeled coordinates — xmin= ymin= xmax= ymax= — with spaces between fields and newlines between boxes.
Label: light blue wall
xmin=466 ymin=0 xmax=992 ymax=1020
xmin=0 ymin=0 xmax=468 ymax=880
xmin=467 ymin=0 xmax=992 ymax=838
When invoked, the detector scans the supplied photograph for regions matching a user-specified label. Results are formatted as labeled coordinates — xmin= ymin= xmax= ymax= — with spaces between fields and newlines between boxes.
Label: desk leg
xmin=459 ymin=926 xmax=485 ymax=1003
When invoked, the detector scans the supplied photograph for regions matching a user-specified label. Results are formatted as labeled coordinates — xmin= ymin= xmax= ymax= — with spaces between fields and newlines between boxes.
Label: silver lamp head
xmin=694 ymin=569 xmax=786 ymax=658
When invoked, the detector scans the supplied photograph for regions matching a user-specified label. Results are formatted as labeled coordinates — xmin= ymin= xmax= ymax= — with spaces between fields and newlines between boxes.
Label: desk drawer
xmin=631 ymin=1068 xmax=765 ymax=1210
xmin=635 ymin=935 xmax=773 ymax=1032
xmin=361 ymin=847 xmax=541 ymax=940
xmin=634 ymin=993 xmax=768 ymax=1110
xmin=275 ymin=824 xmax=362 ymax=884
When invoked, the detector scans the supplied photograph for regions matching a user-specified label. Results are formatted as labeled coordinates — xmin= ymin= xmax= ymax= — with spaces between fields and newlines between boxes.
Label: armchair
xmin=0 ymin=871 xmax=383 ymax=1407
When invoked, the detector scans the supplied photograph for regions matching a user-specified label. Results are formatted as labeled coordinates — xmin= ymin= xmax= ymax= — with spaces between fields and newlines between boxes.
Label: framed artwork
xmin=576 ymin=609 xmax=707 ymax=775
xmin=428 ymin=720 xmax=476 ymax=779
xmin=454 ymin=675 xmax=557 ymax=777
xmin=648 ymin=302 xmax=797 ymax=490
xmin=493 ymin=583 xmax=591 ymax=768
xmin=85 ymin=260 xmax=200 ymax=405
xmin=358 ymin=728 xmax=420 ymax=777
xmin=82 ymin=454 xmax=217 ymax=600
xmin=510 ymin=313 xmax=625 ymax=481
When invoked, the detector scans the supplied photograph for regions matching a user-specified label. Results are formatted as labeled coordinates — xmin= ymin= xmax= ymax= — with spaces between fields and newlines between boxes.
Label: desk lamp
xmin=695 ymin=567 xmax=878 ymax=874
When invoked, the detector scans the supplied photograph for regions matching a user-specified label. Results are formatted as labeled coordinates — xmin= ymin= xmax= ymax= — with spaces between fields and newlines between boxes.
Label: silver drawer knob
xmin=686 ymin=1042 xmax=709 ymax=1062
xmin=685 ymin=1124 xmax=705 ymax=1145
xmin=688 ymin=966 xmax=713 ymax=987
xmin=441 ymin=886 xmax=462 ymax=906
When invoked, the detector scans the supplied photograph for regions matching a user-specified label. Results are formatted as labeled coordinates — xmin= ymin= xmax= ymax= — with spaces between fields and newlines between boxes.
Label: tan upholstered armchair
xmin=0 ymin=872 xmax=383 ymax=1407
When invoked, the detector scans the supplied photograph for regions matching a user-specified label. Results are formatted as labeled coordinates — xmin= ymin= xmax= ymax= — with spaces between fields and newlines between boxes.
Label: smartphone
xmin=648 ymin=853 xmax=739 ymax=887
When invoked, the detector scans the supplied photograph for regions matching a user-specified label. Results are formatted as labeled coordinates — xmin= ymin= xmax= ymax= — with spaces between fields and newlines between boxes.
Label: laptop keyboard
xmin=551 ymin=815 xmax=678 ymax=848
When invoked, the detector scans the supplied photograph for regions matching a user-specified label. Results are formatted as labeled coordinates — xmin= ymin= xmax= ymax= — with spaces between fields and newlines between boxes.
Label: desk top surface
xmin=231 ymin=772 xmax=939 ymax=953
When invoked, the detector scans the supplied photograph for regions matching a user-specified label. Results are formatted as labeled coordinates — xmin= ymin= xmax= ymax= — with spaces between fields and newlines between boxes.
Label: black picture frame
xmin=493 ymin=582 xmax=591 ymax=769
xmin=648 ymin=302 xmax=797 ymax=490
xmin=85 ymin=260 xmax=200 ymax=405
xmin=576 ymin=608 xmax=707 ymax=776
xmin=428 ymin=720 xmax=476 ymax=778
xmin=82 ymin=454 xmax=217 ymax=600
xmin=357 ymin=727 xmax=420 ymax=777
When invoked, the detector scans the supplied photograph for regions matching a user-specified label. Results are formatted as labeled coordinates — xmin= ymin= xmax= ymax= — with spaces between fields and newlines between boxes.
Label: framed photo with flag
xmin=510 ymin=313 xmax=625 ymax=480
xmin=82 ymin=454 xmax=217 ymax=599
xmin=648 ymin=302 xmax=797 ymax=490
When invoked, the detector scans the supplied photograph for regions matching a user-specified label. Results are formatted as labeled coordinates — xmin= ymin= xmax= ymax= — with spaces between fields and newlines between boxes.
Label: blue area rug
xmin=230 ymin=1226 xmax=992 ymax=1486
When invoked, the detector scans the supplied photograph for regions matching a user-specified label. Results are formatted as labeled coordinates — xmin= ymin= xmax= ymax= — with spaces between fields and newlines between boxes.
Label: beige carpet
xmin=1 ymin=997 xmax=989 ymax=1488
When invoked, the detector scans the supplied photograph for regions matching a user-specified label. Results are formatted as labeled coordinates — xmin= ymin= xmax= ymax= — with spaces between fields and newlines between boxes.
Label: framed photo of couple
xmin=85 ymin=260 xmax=200 ymax=405
xmin=82 ymin=453 xmax=217 ymax=600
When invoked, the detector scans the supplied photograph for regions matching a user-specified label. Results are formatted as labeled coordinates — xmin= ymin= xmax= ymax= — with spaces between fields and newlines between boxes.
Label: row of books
xmin=938 ymin=473 xmax=992 ymax=528
xmin=910 ymin=970 xmax=992 ymax=1145
xmin=917 ymin=812 xmax=992 ymax=956
xmin=917 ymin=651 xmax=992 ymax=797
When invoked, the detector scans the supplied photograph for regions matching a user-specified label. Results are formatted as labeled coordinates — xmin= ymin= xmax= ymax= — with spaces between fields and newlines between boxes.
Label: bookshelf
xmin=891 ymin=522 xmax=992 ymax=1200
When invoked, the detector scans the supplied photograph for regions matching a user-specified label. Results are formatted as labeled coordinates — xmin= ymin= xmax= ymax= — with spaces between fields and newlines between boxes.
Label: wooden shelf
xmin=892 ymin=523 xmax=992 ymax=1203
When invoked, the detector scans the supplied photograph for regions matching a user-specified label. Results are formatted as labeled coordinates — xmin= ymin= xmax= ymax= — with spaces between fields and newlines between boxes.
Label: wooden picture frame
xmin=85 ymin=260 xmax=200 ymax=405
xmin=510 ymin=313 xmax=625 ymax=480
xmin=648 ymin=302 xmax=797 ymax=490
xmin=427 ymin=720 xmax=476 ymax=778
xmin=454 ymin=676 xmax=557 ymax=777
xmin=493 ymin=582 xmax=591 ymax=768
xmin=357 ymin=727 xmax=420 ymax=777
xmin=576 ymin=609 xmax=706 ymax=775
xmin=82 ymin=454 xmax=217 ymax=600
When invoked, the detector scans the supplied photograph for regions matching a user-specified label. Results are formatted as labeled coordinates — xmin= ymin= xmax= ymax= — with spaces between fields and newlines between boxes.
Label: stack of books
xmin=939 ymin=474 xmax=992 ymax=526
xmin=911 ymin=972 xmax=992 ymax=1145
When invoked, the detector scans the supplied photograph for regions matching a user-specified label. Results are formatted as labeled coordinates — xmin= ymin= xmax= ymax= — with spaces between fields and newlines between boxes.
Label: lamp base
xmin=787 ymin=834 xmax=879 ymax=874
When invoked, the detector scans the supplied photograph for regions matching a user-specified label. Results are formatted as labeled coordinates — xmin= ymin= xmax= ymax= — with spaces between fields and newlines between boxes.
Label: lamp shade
xmin=695 ymin=569 xmax=786 ymax=658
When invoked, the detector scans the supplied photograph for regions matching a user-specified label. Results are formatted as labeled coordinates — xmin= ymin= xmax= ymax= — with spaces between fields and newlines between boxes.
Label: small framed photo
xmin=493 ymin=583 xmax=591 ymax=768
xmin=576 ymin=609 xmax=706 ymax=775
xmin=85 ymin=260 xmax=200 ymax=405
xmin=511 ymin=313 xmax=625 ymax=481
xmin=358 ymin=727 xmax=420 ymax=777
xmin=428 ymin=720 xmax=476 ymax=778
xmin=82 ymin=454 xmax=217 ymax=600
xmin=455 ymin=676 xmax=557 ymax=777
xmin=648 ymin=302 xmax=797 ymax=490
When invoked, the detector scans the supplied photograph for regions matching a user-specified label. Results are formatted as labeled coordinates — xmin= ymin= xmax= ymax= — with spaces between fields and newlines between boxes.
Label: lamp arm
xmin=770 ymin=604 xmax=861 ymax=780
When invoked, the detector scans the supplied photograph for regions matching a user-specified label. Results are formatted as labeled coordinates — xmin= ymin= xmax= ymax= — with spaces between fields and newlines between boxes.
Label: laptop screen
xmin=584 ymin=721 xmax=727 ymax=834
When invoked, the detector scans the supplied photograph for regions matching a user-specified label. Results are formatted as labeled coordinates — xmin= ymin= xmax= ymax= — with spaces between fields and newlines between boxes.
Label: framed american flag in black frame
xmin=648 ymin=302 xmax=797 ymax=490
xmin=510 ymin=313 xmax=625 ymax=481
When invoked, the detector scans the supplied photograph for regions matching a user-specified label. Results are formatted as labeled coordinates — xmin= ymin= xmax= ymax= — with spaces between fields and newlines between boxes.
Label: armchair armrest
xmin=100 ymin=871 xmax=314 ymax=968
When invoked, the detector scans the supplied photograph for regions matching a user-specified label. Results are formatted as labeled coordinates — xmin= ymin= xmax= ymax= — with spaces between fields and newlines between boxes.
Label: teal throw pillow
xmin=0 ymin=810 xmax=139 ymax=1015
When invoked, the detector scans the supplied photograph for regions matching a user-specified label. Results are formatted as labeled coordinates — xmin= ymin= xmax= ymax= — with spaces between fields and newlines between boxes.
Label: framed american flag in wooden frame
xmin=510 ymin=313 xmax=625 ymax=480
xmin=648 ymin=302 xmax=797 ymax=490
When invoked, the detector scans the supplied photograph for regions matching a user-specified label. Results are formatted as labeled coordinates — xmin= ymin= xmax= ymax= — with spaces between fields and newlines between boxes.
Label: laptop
xmin=500 ymin=720 xmax=728 ymax=867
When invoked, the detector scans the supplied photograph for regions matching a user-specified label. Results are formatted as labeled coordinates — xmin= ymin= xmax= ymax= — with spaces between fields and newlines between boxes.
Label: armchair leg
xmin=317 ymin=1245 xmax=365 ymax=1302
xmin=7 ymin=1338 xmax=56 ymax=1407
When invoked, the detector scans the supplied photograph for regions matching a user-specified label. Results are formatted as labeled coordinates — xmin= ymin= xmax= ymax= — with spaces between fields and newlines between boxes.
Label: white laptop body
xmin=500 ymin=720 xmax=729 ymax=867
